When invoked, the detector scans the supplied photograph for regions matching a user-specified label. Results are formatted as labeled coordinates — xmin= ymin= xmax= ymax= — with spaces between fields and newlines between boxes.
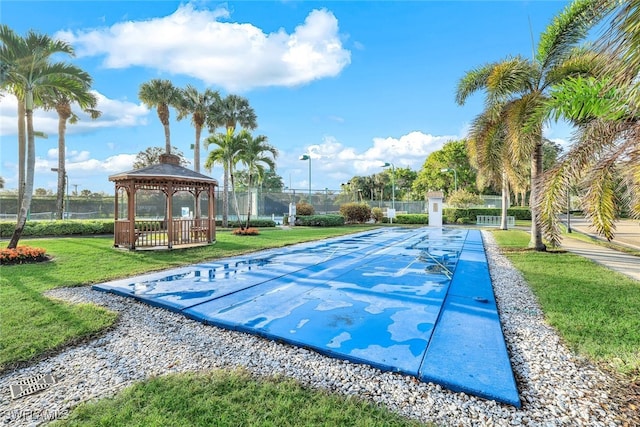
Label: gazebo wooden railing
xmin=115 ymin=218 xmax=212 ymax=248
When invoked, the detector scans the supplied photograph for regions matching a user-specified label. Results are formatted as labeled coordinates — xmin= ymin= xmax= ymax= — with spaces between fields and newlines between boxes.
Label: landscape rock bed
xmin=0 ymin=232 xmax=628 ymax=426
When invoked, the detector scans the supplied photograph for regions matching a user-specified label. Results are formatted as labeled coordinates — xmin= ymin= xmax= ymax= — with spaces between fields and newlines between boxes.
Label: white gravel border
xmin=0 ymin=231 xmax=624 ymax=426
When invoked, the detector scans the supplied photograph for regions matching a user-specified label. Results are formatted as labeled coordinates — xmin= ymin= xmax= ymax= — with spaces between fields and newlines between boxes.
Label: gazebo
xmin=110 ymin=153 xmax=218 ymax=250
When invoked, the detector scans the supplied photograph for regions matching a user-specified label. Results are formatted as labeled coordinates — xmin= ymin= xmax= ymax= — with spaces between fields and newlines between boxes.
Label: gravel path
xmin=0 ymin=232 xmax=629 ymax=426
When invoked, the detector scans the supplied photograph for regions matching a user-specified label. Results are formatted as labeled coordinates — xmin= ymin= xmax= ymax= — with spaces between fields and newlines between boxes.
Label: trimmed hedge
xmin=0 ymin=219 xmax=114 ymax=238
xmin=383 ymin=214 xmax=429 ymax=224
xmin=0 ymin=218 xmax=277 ymax=238
xmin=216 ymin=219 xmax=276 ymax=228
xmin=295 ymin=215 xmax=345 ymax=227
xmin=443 ymin=207 xmax=531 ymax=224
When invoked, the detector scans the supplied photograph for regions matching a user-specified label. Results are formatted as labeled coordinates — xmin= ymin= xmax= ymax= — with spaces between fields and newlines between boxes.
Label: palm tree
xmin=207 ymin=94 xmax=257 ymax=135
xmin=1 ymin=26 xmax=96 ymax=248
xmin=0 ymin=25 xmax=73 ymax=216
xmin=236 ymin=131 xmax=278 ymax=228
xmin=466 ymin=111 xmax=512 ymax=230
xmin=204 ymin=131 xmax=243 ymax=228
xmin=176 ymin=85 xmax=220 ymax=173
xmin=138 ymin=79 xmax=179 ymax=155
xmin=456 ymin=0 xmax=605 ymax=250
xmin=206 ymin=94 xmax=258 ymax=227
xmin=45 ymin=88 xmax=101 ymax=220
xmin=537 ymin=75 xmax=639 ymax=245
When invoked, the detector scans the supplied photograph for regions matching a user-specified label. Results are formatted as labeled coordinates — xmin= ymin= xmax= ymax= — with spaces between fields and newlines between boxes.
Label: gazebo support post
xmin=127 ymin=184 xmax=136 ymax=250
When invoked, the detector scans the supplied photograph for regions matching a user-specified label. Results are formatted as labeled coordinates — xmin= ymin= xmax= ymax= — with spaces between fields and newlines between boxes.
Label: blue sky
xmin=0 ymin=0 xmax=574 ymax=195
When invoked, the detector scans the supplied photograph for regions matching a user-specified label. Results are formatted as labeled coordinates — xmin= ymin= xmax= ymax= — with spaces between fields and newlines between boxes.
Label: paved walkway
xmin=560 ymin=217 xmax=640 ymax=282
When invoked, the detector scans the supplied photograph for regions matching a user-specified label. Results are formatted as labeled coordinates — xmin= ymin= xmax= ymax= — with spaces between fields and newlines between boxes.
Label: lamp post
xmin=382 ymin=162 xmax=395 ymax=210
xmin=299 ymin=154 xmax=311 ymax=200
xmin=51 ymin=168 xmax=69 ymax=219
xmin=440 ymin=167 xmax=458 ymax=192
xmin=567 ymin=186 xmax=572 ymax=233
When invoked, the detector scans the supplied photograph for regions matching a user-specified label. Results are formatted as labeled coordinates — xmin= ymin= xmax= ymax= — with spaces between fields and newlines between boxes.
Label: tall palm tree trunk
xmin=194 ymin=124 xmax=202 ymax=218
xmin=229 ymin=165 xmax=243 ymax=228
xmin=194 ymin=125 xmax=202 ymax=173
xmin=9 ymin=96 xmax=35 ymax=249
xmin=163 ymin=123 xmax=171 ymax=155
xmin=245 ymin=175 xmax=254 ymax=229
xmin=17 ymin=100 xmax=26 ymax=211
xmin=529 ymin=140 xmax=546 ymax=250
xmin=500 ymin=170 xmax=509 ymax=230
xmin=55 ymin=103 xmax=71 ymax=220
xmin=222 ymin=167 xmax=229 ymax=228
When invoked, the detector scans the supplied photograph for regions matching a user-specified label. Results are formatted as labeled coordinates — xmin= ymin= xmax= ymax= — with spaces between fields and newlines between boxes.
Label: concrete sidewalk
xmin=560 ymin=217 xmax=640 ymax=282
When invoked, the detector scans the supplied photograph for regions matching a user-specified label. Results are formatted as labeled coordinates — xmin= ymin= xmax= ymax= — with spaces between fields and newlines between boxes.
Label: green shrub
xmin=0 ymin=219 xmax=114 ymax=238
xmin=456 ymin=217 xmax=471 ymax=224
xmin=339 ymin=203 xmax=372 ymax=223
xmin=295 ymin=215 xmax=345 ymax=227
xmin=446 ymin=189 xmax=484 ymax=208
xmin=371 ymin=207 xmax=384 ymax=223
xmin=296 ymin=201 xmax=315 ymax=216
xmin=216 ymin=219 xmax=276 ymax=228
xmin=394 ymin=214 xmax=428 ymax=224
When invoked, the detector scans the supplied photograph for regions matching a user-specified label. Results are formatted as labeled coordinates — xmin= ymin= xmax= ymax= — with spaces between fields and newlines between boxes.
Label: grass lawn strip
xmin=491 ymin=229 xmax=640 ymax=379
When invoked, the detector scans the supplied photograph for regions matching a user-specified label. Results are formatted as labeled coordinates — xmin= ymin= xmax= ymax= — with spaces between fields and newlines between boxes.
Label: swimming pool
xmin=93 ymin=227 xmax=520 ymax=407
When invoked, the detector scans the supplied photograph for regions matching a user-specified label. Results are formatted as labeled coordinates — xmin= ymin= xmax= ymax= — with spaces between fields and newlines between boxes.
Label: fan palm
xmin=206 ymin=94 xmax=258 ymax=227
xmin=1 ymin=25 xmax=74 ymax=213
xmin=138 ymin=79 xmax=180 ymax=155
xmin=237 ymin=132 xmax=278 ymax=228
xmin=1 ymin=26 xmax=97 ymax=248
xmin=44 ymin=88 xmax=101 ymax=220
xmin=207 ymin=94 xmax=257 ymax=135
xmin=456 ymin=0 xmax=605 ymax=250
xmin=176 ymin=85 xmax=220 ymax=173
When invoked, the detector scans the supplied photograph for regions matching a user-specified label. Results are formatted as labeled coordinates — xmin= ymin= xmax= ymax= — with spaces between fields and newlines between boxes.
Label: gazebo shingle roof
xmin=109 ymin=162 xmax=217 ymax=184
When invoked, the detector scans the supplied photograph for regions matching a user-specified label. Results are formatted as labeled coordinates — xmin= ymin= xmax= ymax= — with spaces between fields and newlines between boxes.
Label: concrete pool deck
xmin=93 ymin=227 xmax=520 ymax=407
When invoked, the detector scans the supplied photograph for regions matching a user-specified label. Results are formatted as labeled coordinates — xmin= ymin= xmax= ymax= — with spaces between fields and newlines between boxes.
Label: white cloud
xmin=56 ymin=3 xmax=351 ymax=92
xmin=285 ymin=131 xmax=457 ymax=189
xmin=0 ymin=91 xmax=148 ymax=137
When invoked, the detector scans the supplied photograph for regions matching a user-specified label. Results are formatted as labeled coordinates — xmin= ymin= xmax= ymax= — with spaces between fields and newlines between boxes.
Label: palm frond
xmin=580 ymin=158 xmax=619 ymax=240
xmin=538 ymin=161 xmax=572 ymax=247
xmin=486 ymin=56 xmax=536 ymax=101
xmin=537 ymin=0 xmax=604 ymax=72
xmin=504 ymin=94 xmax=543 ymax=162
xmin=455 ymin=63 xmax=498 ymax=105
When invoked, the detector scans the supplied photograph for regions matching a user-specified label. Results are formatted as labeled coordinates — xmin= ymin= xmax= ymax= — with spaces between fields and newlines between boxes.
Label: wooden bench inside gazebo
xmin=110 ymin=153 xmax=218 ymax=250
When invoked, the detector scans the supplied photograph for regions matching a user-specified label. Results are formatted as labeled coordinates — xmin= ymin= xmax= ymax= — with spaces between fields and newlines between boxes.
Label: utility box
xmin=288 ymin=203 xmax=296 ymax=226
xmin=428 ymin=191 xmax=444 ymax=227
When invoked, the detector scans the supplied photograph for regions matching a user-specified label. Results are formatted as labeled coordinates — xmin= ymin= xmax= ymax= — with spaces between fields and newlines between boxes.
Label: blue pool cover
xmin=93 ymin=227 xmax=520 ymax=407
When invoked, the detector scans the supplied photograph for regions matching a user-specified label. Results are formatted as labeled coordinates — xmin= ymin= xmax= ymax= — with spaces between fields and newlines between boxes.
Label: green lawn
xmin=4 ymin=225 xmax=638 ymax=425
xmin=0 ymin=226 xmax=372 ymax=370
xmin=492 ymin=229 xmax=640 ymax=378
xmin=52 ymin=370 xmax=425 ymax=427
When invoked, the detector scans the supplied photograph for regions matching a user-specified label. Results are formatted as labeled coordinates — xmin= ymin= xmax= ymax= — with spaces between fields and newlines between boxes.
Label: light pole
xmin=51 ymin=168 xmax=69 ymax=219
xmin=440 ymin=167 xmax=458 ymax=192
xmin=567 ymin=186 xmax=572 ymax=233
xmin=382 ymin=162 xmax=395 ymax=210
xmin=299 ymin=154 xmax=311 ymax=200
